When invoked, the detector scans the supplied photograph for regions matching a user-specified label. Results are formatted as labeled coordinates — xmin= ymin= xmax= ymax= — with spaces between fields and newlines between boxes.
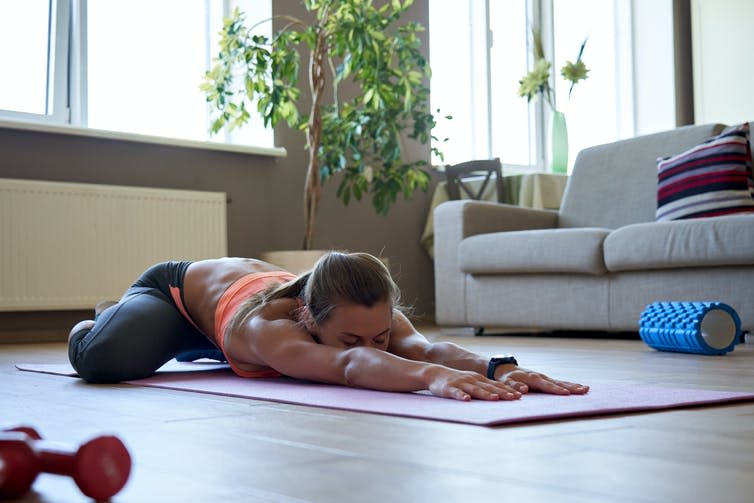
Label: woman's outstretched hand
xmin=497 ymin=367 xmax=589 ymax=396
xmin=426 ymin=366 xmax=589 ymax=401
xmin=427 ymin=367 xmax=526 ymax=402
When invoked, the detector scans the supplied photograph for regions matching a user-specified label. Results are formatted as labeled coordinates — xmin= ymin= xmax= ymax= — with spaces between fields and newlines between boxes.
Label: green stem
xmin=327 ymin=56 xmax=339 ymax=113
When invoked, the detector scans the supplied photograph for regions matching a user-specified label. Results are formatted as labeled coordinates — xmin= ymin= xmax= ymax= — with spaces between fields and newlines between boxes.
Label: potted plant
xmin=201 ymin=0 xmax=442 ymax=256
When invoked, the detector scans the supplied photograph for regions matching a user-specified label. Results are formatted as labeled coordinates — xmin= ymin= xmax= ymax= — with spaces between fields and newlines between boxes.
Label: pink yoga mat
xmin=16 ymin=362 xmax=754 ymax=426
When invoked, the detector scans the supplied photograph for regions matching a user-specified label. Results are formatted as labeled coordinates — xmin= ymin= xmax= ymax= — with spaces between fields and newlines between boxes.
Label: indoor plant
xmin=518 ymin=29 xmax=589 ymax=173
xmin=201 ymin=0 xmax=442 ymax=250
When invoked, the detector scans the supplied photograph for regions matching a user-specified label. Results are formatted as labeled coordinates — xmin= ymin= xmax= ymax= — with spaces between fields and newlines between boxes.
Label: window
xmin=552 ymin=0 xmax=633 ymax=164
xmin=489 ymin=0 xmax=533 ymax=167
xmin=0 ymin=0 xmax=69 ymax=122
xmin=86 ymin=1 xmax=210 ymax=140
xmin=0 ymin=0 xmax=274 ymax=151
xmin=430 ymin=0 xmax=634 ymax=172
xmin=0 ymin=1 xmax=52 ymax=115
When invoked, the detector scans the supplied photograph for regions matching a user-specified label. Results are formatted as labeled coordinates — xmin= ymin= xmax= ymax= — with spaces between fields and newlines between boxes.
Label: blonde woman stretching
xmin=68 ymin=251 xmax=588 ymax=401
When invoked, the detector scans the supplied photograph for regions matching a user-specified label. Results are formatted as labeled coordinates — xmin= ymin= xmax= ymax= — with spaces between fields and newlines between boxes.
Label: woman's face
xmin=314 ymin=300 xmax=392 ymax=350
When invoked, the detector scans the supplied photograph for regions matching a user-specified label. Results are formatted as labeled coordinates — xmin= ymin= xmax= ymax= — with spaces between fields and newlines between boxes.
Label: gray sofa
xmin=434 ymin=123 xmax=754 ymax=333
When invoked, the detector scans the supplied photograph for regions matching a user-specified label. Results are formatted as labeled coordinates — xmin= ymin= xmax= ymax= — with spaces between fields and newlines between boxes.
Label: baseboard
xmin=0 ymin=329 xmax=69 ymax=344
xmin=0 ymin=310 xmax=88 ymax=345
xmin=437 ymin=326 xmax=549 ymax=337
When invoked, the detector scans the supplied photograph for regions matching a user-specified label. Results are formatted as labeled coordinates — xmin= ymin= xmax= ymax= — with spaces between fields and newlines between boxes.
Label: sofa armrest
xmin=436 ymin=200 xmax=559 ymax=239
xmin=433 ymin=200 xmax=558 ymax=325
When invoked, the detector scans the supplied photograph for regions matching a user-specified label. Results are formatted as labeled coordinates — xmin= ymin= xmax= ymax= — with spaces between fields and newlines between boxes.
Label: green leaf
xmin=363 ymin=88 xmax=375 ymax=106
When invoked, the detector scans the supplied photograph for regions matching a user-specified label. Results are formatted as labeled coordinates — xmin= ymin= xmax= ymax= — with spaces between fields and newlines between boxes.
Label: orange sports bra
xmin=213 ymin=270 xmax=297 ymax=378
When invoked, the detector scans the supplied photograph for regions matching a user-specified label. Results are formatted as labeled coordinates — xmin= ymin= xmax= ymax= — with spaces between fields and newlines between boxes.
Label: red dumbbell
xmin=0 ymin=426 xmax=42 ymax=496
xmin=0 ymin=427 xmax=131 ymax=500
xmin=1 ymin=427 xmax=42 ymax=441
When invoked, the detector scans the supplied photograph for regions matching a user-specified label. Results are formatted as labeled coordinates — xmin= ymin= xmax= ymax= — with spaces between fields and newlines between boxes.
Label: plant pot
xmin=259 ymin=250 xmax=330 ymax=275
xmin=260 ymin=250 xmax=391 ymax=277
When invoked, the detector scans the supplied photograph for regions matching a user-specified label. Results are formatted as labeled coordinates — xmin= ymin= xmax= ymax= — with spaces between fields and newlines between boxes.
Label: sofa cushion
xmin=604 ymin=214 xmax=754 ymax=272
xmin=656 ymin=123 xmax=754 ymax=221
xmin=459 ymin=228 xmax=611 ymax=275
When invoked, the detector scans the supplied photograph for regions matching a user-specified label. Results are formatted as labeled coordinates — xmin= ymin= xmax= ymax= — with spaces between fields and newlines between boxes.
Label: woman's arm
xmin=388 ymin=312 xmax=589 ymax=395
xmin=387 ymin=311 xmax=495 ymax=373
xmin=244 ymin=315 xmax=521 ymax=401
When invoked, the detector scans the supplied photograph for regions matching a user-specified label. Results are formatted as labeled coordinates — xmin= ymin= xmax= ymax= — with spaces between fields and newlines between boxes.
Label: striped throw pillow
xmin=656 ymin=123 xmax=754 ymax=221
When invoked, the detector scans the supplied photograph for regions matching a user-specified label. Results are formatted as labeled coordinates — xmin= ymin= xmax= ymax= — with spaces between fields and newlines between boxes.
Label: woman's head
xmin=300 ymin=252 xmax=401 ymax=349
xmin=302 ymin=251 xmax=399 ymax=325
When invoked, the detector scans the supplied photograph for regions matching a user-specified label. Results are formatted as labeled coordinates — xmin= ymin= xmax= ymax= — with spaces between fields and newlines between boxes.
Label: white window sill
xmin=0 ymin=118 xmax=287 ymax=158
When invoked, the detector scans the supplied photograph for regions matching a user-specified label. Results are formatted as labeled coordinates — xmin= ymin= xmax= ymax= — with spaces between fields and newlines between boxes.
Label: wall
xmin=0 ymin=1 xmax=440 ymax=342
xmin=631 ymin=0 xmax=754 ymax=129
xmin=691 ymin=0 xmax=754 ymax=125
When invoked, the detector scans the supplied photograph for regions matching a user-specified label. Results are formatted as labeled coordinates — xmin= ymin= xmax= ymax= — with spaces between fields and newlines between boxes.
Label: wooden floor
xmin=2 ymin=328 xmax=754 ymax=503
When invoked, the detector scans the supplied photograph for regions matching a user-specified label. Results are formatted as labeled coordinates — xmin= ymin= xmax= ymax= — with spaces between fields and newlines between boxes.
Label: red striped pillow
xmin=656 ymin=123 xmax=754 ymax=221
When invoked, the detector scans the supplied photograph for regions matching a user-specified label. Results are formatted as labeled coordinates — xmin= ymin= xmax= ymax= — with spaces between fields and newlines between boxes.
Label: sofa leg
xmin=474 ymin=327 xmax=485 ymax=336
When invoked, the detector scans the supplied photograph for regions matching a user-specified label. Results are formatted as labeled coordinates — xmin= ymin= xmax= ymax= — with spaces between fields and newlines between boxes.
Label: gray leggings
xmin=68 ymin=261 xmax=219 ymax=383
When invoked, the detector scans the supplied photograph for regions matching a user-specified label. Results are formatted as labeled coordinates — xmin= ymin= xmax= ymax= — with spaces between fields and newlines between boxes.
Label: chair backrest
xmin=558 ymin=123 xmax=726 ymax=229
xmin=444 ymin=158 xmax=504 ymax=203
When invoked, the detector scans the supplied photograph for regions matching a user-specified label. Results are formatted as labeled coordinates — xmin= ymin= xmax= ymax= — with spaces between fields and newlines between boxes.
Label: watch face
xmin=491 ymin=355 xmax=516 ymax=364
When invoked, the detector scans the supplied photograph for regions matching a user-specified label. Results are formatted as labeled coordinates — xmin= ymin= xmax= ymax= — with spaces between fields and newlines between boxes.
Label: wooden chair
xmin=444 ymin=158 xmax=504 ymax=203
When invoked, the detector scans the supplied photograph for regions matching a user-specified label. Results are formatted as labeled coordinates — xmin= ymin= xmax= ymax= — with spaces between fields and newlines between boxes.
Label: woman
xmin=68 ymin=251 xmax=588 ymax=401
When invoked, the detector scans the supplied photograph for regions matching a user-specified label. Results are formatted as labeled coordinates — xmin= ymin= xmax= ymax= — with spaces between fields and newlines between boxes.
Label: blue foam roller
xmin=639 ymin=301 xmax=741 ymax=355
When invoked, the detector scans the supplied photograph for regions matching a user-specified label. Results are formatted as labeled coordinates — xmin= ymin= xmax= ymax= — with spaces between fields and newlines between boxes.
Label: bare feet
xmin=95 ymin=300 xmax=118 ymax=316
xmin=68 ymin=301 xmax=117 ymax=342
xmin=68 ymin=319 xmax=95 ymax=342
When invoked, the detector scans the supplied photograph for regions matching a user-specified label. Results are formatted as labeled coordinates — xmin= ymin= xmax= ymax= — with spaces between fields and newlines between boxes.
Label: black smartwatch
xmin=486 ymin=354 xmax=518 ymax=379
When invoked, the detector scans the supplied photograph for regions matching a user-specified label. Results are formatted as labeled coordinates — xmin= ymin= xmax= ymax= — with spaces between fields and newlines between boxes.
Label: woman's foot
xmin=95 ymin=300 xmax=118 ymax=317
xmin=68 ymin=301 xmax=117 ymax=343
xmin=68 ymin=319 xmax=95 ymax=342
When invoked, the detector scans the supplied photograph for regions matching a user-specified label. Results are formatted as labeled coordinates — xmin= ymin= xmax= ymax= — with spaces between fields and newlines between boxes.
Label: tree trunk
xmin=302 ymin=29 xmax=327 ymax=250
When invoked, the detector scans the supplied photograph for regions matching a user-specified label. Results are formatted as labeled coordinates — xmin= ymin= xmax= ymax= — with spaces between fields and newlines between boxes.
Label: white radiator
xmin=0 ymin=178 xmax=227 ymax=311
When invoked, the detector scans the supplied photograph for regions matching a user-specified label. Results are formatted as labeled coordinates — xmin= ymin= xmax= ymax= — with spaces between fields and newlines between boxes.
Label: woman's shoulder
xmin=255 ymin=296 xmax=301 ymax=321
xmin=245 ymin=297 xmax=311 ymax=346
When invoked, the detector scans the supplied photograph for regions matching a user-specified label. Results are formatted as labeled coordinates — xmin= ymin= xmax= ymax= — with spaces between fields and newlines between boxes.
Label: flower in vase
xmin=518 ymin=58 xmax=553 ymax=106
xmin=517 ymin=29 xmax=589 ymax=107
xmin=560 ymin=38 xmax=590 ymax=98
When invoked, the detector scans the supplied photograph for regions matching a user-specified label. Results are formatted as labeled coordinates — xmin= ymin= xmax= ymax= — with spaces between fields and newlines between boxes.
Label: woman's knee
xmin=67 ymin=317 xmax=156 ymax=383
xmin=68 ymin=326 xmax=118 ymax=383
xmin=70 ymin=338 xmax=155 ymax=383
xmin=68 ymin=291 xmax=192 ymax=383
xmin=68 ymin=329 xmax=134 ymax=384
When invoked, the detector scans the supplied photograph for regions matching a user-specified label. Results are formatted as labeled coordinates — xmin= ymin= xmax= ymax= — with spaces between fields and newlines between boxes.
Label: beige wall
xmin=0 ymin=1 xmax=440 ymax=341
xmin=691 ymin=0 xmax=754 ymax=125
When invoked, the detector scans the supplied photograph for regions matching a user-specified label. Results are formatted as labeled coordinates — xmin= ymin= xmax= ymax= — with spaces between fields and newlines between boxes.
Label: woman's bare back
xmin=182 ymin=258 xmax=288 ymax=339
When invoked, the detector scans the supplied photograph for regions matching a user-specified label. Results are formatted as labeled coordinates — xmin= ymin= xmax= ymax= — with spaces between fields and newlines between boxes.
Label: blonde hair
xmin=227 ymin=251 xmax=402 ymax=338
